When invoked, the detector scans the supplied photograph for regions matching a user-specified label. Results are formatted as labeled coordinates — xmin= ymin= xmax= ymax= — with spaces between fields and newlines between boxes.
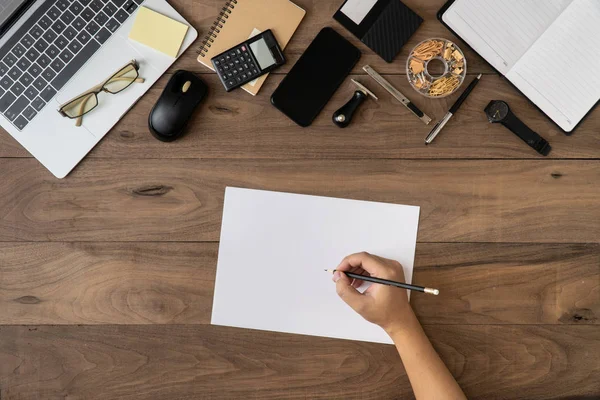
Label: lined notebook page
xmin=442 ymin=0 xmax=572 ymax=74
xmin=507 ymin=0 xmax=600 ymax=132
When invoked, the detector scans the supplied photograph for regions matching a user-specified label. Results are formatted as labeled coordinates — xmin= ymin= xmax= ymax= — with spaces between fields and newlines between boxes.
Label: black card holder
xmin=334 ymin=0 xmax=423 ymax=63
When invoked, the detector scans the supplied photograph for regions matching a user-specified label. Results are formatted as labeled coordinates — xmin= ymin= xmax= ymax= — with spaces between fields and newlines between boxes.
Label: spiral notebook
xmin=197 ymin=0 xmax=306 ymax=96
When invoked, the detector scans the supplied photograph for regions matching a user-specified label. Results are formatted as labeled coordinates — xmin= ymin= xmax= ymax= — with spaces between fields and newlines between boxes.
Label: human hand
xmin=332 ymin=252 xmax=414 ymax=334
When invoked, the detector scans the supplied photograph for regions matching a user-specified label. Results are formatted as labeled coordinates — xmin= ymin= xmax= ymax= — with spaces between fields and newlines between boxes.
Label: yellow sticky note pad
xmin=129 ymin=7 xmax=188 ymax=58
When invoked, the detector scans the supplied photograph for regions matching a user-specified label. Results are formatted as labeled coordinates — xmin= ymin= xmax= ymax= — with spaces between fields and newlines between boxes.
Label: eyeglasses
xmin=58 ymin=60 xmax=145 ymax=127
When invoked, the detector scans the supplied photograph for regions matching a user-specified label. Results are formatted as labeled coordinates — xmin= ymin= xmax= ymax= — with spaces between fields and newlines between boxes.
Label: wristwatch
xmin=484 ymin=100 xmax=551 ymax=156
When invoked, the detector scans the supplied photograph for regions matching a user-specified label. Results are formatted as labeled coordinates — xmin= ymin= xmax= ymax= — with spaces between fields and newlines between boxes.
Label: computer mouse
xmin=148 ymin=70 xmax=208 ymax=142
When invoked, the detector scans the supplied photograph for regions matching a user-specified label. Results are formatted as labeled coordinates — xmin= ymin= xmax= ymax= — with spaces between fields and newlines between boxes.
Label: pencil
xmin=325 ymin=269 xmax=439 ymax=295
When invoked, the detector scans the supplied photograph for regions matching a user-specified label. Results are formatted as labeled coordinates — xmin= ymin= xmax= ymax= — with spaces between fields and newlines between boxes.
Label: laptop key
xmin=3 ymin=53 xmax=18 ymax=67
xmin=4 ymin=95 xmax=28 ymax=121
xmin=81 ymin=7 xmax=94 ymax=21
xmin=52 ymin=39 xmax=100 ymax=91
xmin=70 ymin=1 xmax=83 ymax=15
xmin=94 ymin=11 xmax=108 ymax=25
xmin=60 ymin=10 xmax=75 ymax=24
xmin=68 ymin=39 xmax=82 ymax=54
xmin=42 ymin=67 xmax=56 ymax=82
xmin=43 ymin=29 xmax=58 ymax=44
xmin=0 ymin=92 xmax=16 ymax=112
xmin=1 ymin=76 xmax=14 ymax=90
xmin=77 ymin=30 xmax=91 ymax=44
xmin=56 ymin=35 xmax=69 ymax=49
xmin=12 ymin=44 xmax=26 ymax=58
xmin=89 ymin=0 xmax=103 ymax=12
xmin=28 ymin=63 xmax=43 ymax=77
xmin=38 ymin=15 xmax=52 ymax=30
xmin=7 ymin=66 xmax=21 ymax=81
xmin=123 ymin=1 xmax=137 ymax=13
xmin=19 ymin=72 xmax=34 ymax=87
xmin=134 ymin=0 xmax=144 ymax=5
xmin=14 ymin=115 xmax=29 ymax=130
xmin=20 ymin=34 xmax=35 ymax=49
xmin=56 ymin=0 xmax=70 ymax=11
xmin=23 ymin=105 xmax=37 ymax=120
xmin=33 ymin=77 xmax=46 ymax=91
xmin=94 ymin=28 xmax=111 ymax=44
xmin=114 ymin=9 xmax=128 ymax=23
xmin=51 ymin=59 xmax=65 ymax=73
xmin=31 ymin=96 xmax=46 ymax=111
xmin=47 ymin=6 xmax=61 ymax=20
xmin=80 ymin=0 xmax=92 ymax=5
xmin=59 ymin=49 xmax=74 ymax=63
xmin=85 ymin=21 xmax=100 ymax=35
xmin=103 ymin=2 xmax=117 ymax=16
xmin=112 ymin=0 xmax=126 ymax=6
xmin=34 ymin=38 xmax=48 ymax=53
xmin=51 ymin=20 xmax=67 ymax=34
xmin=0 ymin=88 xmax=3 ymax=98
xmin=64 ymin=26 xmax=77 ymax=41
xmin=73 ymin=16 xmax=86 ymax=30
xmin=25 ymin=48 xmax=40 ymax=63
xmin=37 ymin=54 xmax=51 ymax=68
xmin=40 ymin=86 xmax=57 ymax=102
xmin=24 ymin=86 xmax=38 ymax=101
xmin=11 ymin=82 xmax=25 ymax=96
xmin=105 ymin=18 xmax=120 ymax=33
xmin=30 ymin=25 xmax=44 ymax=39
xmin=0 ymin=61 xmax=8 ymax=75
xmin=46 ymin=45 xmax=60 ymax=59
xmin=17 ymin=57 xmax=32 ymax=71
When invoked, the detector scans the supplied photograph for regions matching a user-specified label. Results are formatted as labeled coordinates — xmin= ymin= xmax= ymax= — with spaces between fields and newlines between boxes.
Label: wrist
xmin=382 ymin=306 xmax=418 ymax=337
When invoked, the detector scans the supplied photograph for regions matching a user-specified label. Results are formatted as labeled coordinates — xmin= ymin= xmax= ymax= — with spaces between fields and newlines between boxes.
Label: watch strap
xmin=502 ymin=110 xmax=551 ymax=156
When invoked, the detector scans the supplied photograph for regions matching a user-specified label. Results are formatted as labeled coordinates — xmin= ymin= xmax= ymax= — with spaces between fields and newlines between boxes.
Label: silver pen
xmin=363 ymin=65 xmax=432 ymax=125
xmin=425 ymin=74 xmax=482 ymax=144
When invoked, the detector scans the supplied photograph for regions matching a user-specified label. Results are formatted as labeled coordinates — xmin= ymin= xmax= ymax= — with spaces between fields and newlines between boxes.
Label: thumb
xmin=334 ymin=271 xmax=365 ymax=313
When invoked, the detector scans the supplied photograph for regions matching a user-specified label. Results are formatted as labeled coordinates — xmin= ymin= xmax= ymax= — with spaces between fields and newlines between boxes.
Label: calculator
xmin=211 ymin=29 xmax=286 ymax=92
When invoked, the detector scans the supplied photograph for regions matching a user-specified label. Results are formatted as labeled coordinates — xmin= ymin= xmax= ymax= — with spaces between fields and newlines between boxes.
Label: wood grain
xmin=0 ymin=242 xmax=597 ymax=326
xmin=0 ymin=159 xmax=598 ymax=243
xmin=3 ymin=74 xmax=600 ymax=159
xmin=0 ymin=324 xmax=598 ymax=400
xmin=0 ymin=0 xmax=598 ymax=398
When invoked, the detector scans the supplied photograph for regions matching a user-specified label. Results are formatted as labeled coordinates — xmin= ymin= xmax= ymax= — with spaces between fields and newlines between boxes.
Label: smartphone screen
xmin=271 ymin=28 xmax=361 ymax=127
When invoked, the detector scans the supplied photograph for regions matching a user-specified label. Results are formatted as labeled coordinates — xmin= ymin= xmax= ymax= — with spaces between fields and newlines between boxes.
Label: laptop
xmin=0 ymin=0 xmax=197 ymax=178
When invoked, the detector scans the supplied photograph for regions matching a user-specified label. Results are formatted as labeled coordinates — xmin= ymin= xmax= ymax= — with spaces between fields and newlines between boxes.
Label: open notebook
xmin=440 ymin=0 xmax=600 ymax=133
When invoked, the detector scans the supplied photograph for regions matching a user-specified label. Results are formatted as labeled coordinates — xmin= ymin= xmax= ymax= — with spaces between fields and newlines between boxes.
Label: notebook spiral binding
xmin=197 ymin=0 xmax=237 ymax=57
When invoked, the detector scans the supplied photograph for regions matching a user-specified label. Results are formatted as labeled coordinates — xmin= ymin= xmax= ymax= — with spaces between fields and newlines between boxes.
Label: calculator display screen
xmin=250 ymin=38 xmax=276 ymax=70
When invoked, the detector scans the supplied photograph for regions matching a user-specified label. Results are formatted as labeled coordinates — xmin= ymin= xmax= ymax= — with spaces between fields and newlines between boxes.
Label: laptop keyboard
xmin=0 ymin=0 xmax=144 ymax=131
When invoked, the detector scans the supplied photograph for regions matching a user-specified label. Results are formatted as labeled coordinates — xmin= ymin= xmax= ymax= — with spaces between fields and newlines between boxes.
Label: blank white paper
xmin=211 ymin=187 xmax=421 ymax=344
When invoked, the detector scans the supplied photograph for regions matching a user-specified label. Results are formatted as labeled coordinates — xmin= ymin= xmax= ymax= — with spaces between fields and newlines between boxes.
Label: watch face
xmin=486 ymin=101 xmax=509 ymax=122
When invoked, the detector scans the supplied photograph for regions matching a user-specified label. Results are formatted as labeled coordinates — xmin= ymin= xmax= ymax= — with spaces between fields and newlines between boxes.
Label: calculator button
xmin=232 ymin=69 xmax=238 ymax=75
xmin=227 ymin=80 xmax=235 ymax=86
xmin=214 ymin=60 xmax=220 ymax=66
xmin=234 ymin=59 xmax=240 ymax=65
xmin=236 ymin=76 xmax=242 ymax=82
xmin=252 ymin=68 xmax=259 ymax=74
xmin=243 ymin=63 xmax=249 ymax=69
xmin=241 ymin=73 xmax=247 ymax=79
xmin=236 ymin=49 xmax=241 ymax=55
xmin=237 ymin=67 xmax=243 ymax=73
xmin=219 ymin=57 xmax=225 ymax=63
xmin=241 ymin=45 xmax=246 ymax=51
xmin=239 ymin=56 xmax=245 ymax=62
xmin=223 ymin=65 xmax=229 ymax=71
xmin=225 ymin=55 xmax=230 ymax=61
xmin=226 ymin=72 xmax=233 ymax=78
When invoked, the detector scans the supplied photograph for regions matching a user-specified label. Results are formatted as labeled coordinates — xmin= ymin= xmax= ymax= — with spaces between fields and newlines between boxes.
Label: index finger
xmin=337 ymin=252 xmax=389 ymax=277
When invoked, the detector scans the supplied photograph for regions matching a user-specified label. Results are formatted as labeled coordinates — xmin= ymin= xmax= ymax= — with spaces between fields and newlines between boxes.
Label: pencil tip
xmin=477 ymin=73 xmax=482 ymax=79
xmin=324 ymin=269 xmax=334 ymax=273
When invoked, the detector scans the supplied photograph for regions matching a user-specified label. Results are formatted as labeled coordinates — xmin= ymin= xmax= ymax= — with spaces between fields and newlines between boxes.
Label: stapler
xmin=333 ymin=79 xmax=378 ymax=128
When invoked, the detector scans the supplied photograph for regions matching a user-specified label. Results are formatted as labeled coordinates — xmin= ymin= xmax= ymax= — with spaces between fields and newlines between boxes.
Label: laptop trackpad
xmin=55 ymin=38 xmax=159 ymax=138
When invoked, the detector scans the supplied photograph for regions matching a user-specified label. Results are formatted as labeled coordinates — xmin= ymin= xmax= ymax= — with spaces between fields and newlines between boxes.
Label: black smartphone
xmin=271 ymin=27 xmax=361 ymax=127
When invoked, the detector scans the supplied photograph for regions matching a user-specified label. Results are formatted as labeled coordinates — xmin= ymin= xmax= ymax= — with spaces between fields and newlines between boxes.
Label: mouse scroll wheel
xmin=182 ymin=81 xmax=191 ymax=93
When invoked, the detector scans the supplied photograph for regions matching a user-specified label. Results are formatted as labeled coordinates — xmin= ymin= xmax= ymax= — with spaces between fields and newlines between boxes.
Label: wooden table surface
xmin=1 ymin=0 xmax=599 ymax=399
